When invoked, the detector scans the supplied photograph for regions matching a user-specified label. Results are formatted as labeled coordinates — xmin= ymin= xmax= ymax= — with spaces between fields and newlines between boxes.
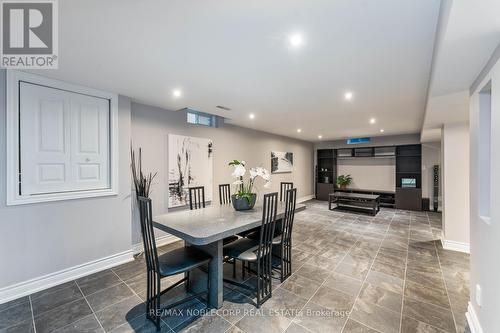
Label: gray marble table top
xmin=153 ymin=202 xmax=305 ymax=245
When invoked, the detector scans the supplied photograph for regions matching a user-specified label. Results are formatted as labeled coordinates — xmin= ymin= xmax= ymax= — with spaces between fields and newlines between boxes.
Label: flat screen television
xmin=401 ymin=178 xmax=416 ymax=188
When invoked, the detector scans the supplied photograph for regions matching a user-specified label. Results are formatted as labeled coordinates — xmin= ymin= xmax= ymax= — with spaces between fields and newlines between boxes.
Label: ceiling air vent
xmin=216 ymin=105 xmax=231 ymax=111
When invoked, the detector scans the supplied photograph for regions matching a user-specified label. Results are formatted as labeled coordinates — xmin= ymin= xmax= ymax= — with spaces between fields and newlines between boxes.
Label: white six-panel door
xmin=20 ymin=82 xmax=110 ymax=195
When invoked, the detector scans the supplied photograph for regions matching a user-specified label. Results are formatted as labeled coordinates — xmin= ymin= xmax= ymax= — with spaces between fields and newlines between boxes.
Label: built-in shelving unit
xmin=395 ymin=144 xmax=422 ymax=210
xmin=316 ymin=149 xmax=336 ymax=200
xmin=315 ymin=144 xmax=422 ymax=210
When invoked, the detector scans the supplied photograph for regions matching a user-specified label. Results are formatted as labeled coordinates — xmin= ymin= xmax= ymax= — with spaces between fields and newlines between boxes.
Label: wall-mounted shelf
xmin=337 ymin=148 xmax=353 ymax=158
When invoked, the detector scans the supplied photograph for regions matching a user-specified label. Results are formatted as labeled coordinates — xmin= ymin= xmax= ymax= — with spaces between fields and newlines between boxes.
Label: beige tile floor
xmin=0 ymin=200 xmax=470 ymax=333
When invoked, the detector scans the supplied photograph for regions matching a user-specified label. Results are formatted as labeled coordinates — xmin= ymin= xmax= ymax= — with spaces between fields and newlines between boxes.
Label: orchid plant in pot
xmin=229 ymin=160 xmax=271 ymax=211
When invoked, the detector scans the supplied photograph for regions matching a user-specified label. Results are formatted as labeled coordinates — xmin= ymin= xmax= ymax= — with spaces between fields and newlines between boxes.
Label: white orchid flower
xmin=231 ymin=164 xmax=246 ymax=178
xmin=261 ymin=168 xmax=271 ymax=181
xmin=249 ymin=167 xmax=259 ymax=180
xmin=232 ymin=179 xmax=243 ymax=185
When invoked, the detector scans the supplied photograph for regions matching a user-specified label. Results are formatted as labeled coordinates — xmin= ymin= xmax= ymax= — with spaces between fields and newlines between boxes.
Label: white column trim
xmin=466 ymin=302 xmax=484 ymax=333
xmin=297 ymin=194 xmax=315 ymax=203
xmin=0 ymin=250 xmax=133 ymax=305
xmin=132 ymin=234 xmax=181 ymax=254
xmin=441 ymin=238 xmax=470 ymax=253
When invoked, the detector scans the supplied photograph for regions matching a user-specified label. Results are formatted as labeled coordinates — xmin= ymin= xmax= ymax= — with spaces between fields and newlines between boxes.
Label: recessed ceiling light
xmin=172 ymin=89 xmax=182 ymax=98
xmin=289 ymin=33 xmax=304 ymax=48
xmin=297 ymin=129 xmax=302 ymax=133
xmin=370 ymin=118 xmax=376 ymax=124
xmin=249 ymin=113 xmax=255 ymax=119
xmin=318 ymin=135 xmax=323 ymax=139
xmin=344 ymin=91 xmax=353 ymax=100
xmin=380 ymin=129 xmax=385 ymax=133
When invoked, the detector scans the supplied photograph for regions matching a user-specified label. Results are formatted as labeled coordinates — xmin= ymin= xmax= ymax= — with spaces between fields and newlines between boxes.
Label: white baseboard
xmin=298 ymin=194 xmax=315 ymax=203
xmin=132 ymin=234 xmax=181 ymax=254
xmin=466 ymin=302 xmax=484 ymax=333
xmin=441 ymin=237 xmax=470 ymax=254
xmin=0 ymin=249 xmax=133 ymax=305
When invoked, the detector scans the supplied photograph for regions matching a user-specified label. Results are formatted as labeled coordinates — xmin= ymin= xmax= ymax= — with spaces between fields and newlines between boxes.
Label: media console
xmin=329 ymin=192 xmax=380 ymax=216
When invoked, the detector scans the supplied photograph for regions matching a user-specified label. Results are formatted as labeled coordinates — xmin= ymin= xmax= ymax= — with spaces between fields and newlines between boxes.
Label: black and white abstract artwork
xmin=271 ymin=151 xmax=293 ymax=173
xmin=168 ymin=134 xmax=213 ymax=208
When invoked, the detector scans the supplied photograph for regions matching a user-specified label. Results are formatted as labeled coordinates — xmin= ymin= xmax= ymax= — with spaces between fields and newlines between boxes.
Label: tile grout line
xmin=348 ymin=317 xmax=385 ymax=333
xmin=291 ymin=321 xmax=314 ymax=332
xmin=111 ymin=262 xmax=227 ymax=332
xmin=28 ymin=295 xmax=37 ymax=333
xmin=397 ymin=215 xmax=411 ymax=333
xmin=74 ymin=280 xmax=106 ymax=333
xmin=432 ymin=225 xmax=459 ymax=333
xmin=279 ymin=212 xmax=360 ymax=333
xmin=339 ymin=212 xmax=394 ymax=333
xmin=294 ymin=213 xmax=373 ymax=332
xmin=110 ymin=269 xmax=146 ymax=301
xmin=110 ymin=266 xmax=175 ymax=331
xmin=401 ymin=213 xmax=460 ymax=332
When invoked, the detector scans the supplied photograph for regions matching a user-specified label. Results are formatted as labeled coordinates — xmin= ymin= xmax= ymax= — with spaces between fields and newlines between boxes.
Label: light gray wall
xmin=0 ymin=70 xmax=133 ymax=290
xmin=469 ymin=56 xmax=500 ymax=332
xmin=131 ymin=102 xmax=314 ymax=243
xmin=337 ymin=158 xmax=395 ymax=192
xmin=442 ymin=123 xmax=470 ymax=245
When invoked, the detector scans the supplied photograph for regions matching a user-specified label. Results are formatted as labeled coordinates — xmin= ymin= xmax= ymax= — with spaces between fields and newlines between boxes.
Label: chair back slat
xmin=281 ymin=188 xmax=297 ymax=245
xmin=280 ymin=182 xmax=293 ymax=201
xmin=257 ymin=192 xmax=278 ymax=258
xmin=188 ymin=186 xmax=206 ymax=210
xmin=138 ymin=196 xmax=159 ymax=273
xmin=219 ymin=184 xmax=231 ymax=205
xmin=256 ymin=192 xmax=278 ymax=300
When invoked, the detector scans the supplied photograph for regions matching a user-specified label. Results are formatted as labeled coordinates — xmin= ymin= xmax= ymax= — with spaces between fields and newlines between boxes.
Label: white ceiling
xmin=424 ymin=90 xmax=470 ymax=128
xmin=421 ymin=0 xmax=500 ymax=142
xmin=428 ymin=0 xmax=500 ymax=97
xmin=32 ymin=0 xmax=441 ymax=142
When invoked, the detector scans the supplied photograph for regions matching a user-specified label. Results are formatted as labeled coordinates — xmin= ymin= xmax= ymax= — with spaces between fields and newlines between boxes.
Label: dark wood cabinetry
xmin=315 ymin=143 xmax=422 ymax=211
xmin=395 ymin=144 xmax=422 ymax=210
xmin=395 ymin=188 xmax=422 ymax=210
xmin=316 ymin=183 xmax=335 ymax=201
xmin=315 ymin=149 xmax=337 ymax=200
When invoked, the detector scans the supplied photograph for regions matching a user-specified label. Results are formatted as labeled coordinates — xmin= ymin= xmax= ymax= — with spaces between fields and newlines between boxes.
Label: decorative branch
xmin=131 ymin=146 xmax=157 ymax=198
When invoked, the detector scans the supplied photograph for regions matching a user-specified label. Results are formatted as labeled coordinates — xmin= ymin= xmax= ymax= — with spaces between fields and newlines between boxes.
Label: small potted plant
xmin=336 ymin=174 xmax=352 ymax=191
xmin=229 ymin=160 xmax=271 ymax=211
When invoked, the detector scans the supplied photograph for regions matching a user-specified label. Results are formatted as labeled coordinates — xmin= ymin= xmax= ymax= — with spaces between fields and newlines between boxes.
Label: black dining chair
xmin=137 ymin=196 xmax=212 ymax=330
xmin=188 ymin=186 xmax=205 ymax=210
xmin=245 ymin=188 xmax=298 ymax=282
xmin=223 ymin=192 xmax=278 ymax=307
xmin=191 ymin=184 xmax=237 ymax=246
xmin=219 ymin=184 xmax=231 ymax=205
xmin=280 ymin=182 xmax=293 ymax=202
xmin=274 ymin=188 xmax=297 ymax=282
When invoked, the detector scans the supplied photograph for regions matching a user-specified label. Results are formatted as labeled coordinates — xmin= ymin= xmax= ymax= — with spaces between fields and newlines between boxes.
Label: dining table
xmin=153 ymin=201 xmax=306 ymax=308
